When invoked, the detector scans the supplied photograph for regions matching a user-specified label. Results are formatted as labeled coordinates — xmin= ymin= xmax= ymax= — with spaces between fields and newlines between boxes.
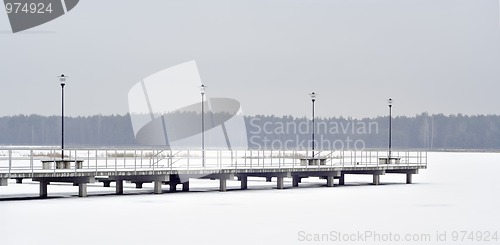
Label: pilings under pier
xmin=0 ymin=165 xmax=424 ymax=199
xmin=182 ymin=182 xmax=190 ymax=192
xmin=169 ymin=183 xmax=177 ymax=192
xmin=116 ymin=180 xmax=123 ymax=195
xmin=277 ymin=176 xmax=284 ymax=189
xmin=240 ymin=176 xmax=248 ymax=190
xmin=220 ymin=178 xmax=227 ymax=192
xmin=154 ymin=181 xmax=162 ymax=194
xmin=339 ymin=174 xmax=345 ymax=185
xmin=39 ymin=180 xmax=48 ymax=198
xmin=373 ymin=175 xmax=380 ymax=185
xmin=406 ymin=173 xmax=412 ymax=184
xmin=78 ymin=183 xmax=87 ymax=197
xmin=326 ymin=176 xmax=334 ymax=187
xmin=292 ymin=176 xmax=300 ymax=187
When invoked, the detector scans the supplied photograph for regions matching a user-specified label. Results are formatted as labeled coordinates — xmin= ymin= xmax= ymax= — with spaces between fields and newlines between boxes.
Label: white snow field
xmin=0 ymin=152 xmax=499 ymax=245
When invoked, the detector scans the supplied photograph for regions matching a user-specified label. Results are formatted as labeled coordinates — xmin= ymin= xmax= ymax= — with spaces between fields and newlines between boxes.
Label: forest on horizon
xmin=0 ymin=113 xmax=499 ymax=150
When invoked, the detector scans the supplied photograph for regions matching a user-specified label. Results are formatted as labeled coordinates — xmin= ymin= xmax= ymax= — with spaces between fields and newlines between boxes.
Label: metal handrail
xmin=0 ymin=148 xmax=428 ymax=174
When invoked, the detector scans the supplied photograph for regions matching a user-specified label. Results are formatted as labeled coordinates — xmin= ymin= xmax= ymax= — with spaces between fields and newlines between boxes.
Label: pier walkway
xmin=0 ymin=148 xmax=427 ymax=198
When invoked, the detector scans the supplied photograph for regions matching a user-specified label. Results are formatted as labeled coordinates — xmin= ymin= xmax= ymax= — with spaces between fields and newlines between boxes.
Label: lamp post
xmin=310 ymin=92 xmax=316 ymax=159
xmin=388 ymin=98 xmax=393 ymax=159
xmin=58 ymin=74 xmax=67 ymax=160
xmin=200 ymin=84 xmax=206 ymax=167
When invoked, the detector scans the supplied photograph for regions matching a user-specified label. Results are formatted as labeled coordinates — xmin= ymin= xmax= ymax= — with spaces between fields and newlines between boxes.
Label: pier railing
xmin=0 ymin=148 xmax=427 ymax=174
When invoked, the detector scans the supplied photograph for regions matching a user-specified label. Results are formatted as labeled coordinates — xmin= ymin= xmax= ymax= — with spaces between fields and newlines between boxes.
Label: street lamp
xmin=310 ymin=92 xmax=316 ymax=159
xmin=388 ymin=98 xmax=393 ymax=159
xmin=200 ymin=84 xmax=206 ymax=167
xmin=58 ymin=74 xmax=67 ymax=160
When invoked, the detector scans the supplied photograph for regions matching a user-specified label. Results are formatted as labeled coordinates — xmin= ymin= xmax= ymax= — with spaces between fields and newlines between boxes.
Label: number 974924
xmin=5 ymin=2 xmax=53 ymax=14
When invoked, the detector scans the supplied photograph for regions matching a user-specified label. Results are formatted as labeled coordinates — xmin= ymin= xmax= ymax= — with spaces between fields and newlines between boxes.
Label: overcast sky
xmin=0 ymin=0 xmax=499 ymax=118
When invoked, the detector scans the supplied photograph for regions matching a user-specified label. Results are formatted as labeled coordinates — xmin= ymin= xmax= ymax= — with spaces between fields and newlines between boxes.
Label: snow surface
xmin=0 ymin=152 xmax=499 ymax=245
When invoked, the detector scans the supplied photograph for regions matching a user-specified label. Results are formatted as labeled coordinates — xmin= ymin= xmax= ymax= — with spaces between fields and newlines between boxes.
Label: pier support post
xmin=240 ymin=176 xmax=248 ymax=190
xmin=406 ymin=173 xmax=412 ymax=184
xmin=292 ymin=176 xmax=300 ymax=187
xmin=277 ymin=176 xmax=284 ymax=189
xmin=373 ymin=175 xmax=380 ymax=185
xmin=266 ymin=177 xmax=272 ymax=182
xmin=15 ymin=178 xmax=22 ymax=184
xmin=115 ymin=180 xmax=123 ymax=195
xmin=78 ymin=183 xmax=87 ymax=197
xmin=339 ymin=174 xmax=345 ymax=185
xmin=169 ymin=183 xmax=177 ymax=192
xmin=182 ymin=182 xmax=190 ymax=192
xmin=326 ymin=176 xmax=334 ymax=187
xmin=135 ymin=182 xmax=143 ymax=189
xmin=103 ymin=181 xmax=111 ymax=187
xmin=154 ymin=181 xmax=162 ymax=194
xmin=219 ymin=178 xmax=227 ymax=192
xmin=39 ymin=180 xmax=48 ymax=198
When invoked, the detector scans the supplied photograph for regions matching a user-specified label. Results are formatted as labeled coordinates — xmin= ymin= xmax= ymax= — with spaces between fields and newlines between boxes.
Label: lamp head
xmin=310 ymin=92 xmax=316 ymax=101
xmin=200 ymin=84 xmax=206 ymax=95
xmin=58 ymin=74 xmax=67 ymax=86
xmin=388 ymin=98 xmax=393 ymax=107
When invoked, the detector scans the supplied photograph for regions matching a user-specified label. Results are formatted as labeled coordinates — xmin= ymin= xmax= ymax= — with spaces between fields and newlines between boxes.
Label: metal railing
xmin=0 ymin=147 xmax=427 ymax=175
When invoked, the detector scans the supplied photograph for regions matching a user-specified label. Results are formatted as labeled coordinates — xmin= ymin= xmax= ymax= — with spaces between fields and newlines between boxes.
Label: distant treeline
xmin=0 ymin=113 xmax=499 ymax=150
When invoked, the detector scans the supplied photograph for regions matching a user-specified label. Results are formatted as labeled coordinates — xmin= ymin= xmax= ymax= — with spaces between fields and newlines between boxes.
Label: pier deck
xmin=0 ymin=148 xmax=427 ymax=198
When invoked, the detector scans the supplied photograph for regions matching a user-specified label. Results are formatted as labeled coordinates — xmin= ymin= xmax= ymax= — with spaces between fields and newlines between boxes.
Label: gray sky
xmin=0 ymin=0 xmax=499 ymax=118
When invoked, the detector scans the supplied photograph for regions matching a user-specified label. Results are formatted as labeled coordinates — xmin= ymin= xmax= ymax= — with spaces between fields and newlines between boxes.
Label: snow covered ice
xmin=0 ymin=152 xmax=499 ymax=245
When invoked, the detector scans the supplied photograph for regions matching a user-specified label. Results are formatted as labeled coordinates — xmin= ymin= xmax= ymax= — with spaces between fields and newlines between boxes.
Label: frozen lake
xmin=0 ymin=152 xmax=498 ymax=245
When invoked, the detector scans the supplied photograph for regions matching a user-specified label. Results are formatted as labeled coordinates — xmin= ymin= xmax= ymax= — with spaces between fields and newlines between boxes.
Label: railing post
xmin=270 ymin=150 xmax=272 ymax=167
xmin=8 ymin=150 xmax=12 ymax=178
xmin=95 ymin=150 xmax=98 ymax=173
xmin=114 ymin=149 xmax=117 ymax=174
xmin=74 ymin=150 xmax=77 ymax=173
xmin=170 ymin=149 xmax=173 ymax=171
xmin=235 ymin=150 xmax=238 ymax=170
xmin=140 ymin=150 xmax=143 ymax=168
xmin=93 ymin=150 xmax=96 ymax=170
xmin=231 ymin=150 xmax=234 ymax=168
xmin=250 ymin=150 xmax=253 ymax=170
xmin=317 ymin=150 xmax=320 ymax=169
xmin=87 ymin=150 xmax=90 ymax=169
xmin=134 ymin=150 xmax=137 ymax=173
xmin=278 ymin=150 xmax=281 ymax=169
xmin=257 ymin=150 xmax=260 ymax=167
xmin=278 ymin=150 xmax=281 ymax=167
xmin=426 ymin=151 xmax=428 ymax=167
xmin=187 ymin=150 xmax=190 ymax=170
xmin=406 ymin=151 xmax=409 ymax=166
xmin=29 ymin=149 xmax=33 ymax=173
